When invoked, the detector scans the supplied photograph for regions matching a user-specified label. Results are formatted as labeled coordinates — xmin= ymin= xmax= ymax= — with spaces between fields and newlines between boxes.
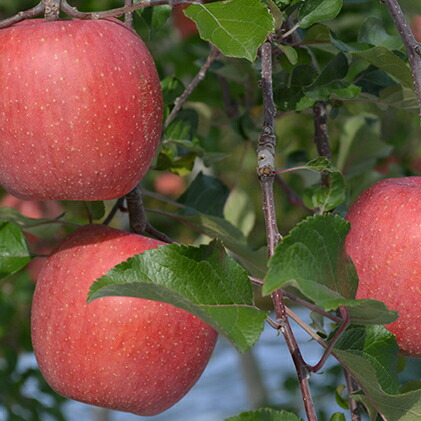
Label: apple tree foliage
xmin=0 ymin=0 xmax=420 ymax=420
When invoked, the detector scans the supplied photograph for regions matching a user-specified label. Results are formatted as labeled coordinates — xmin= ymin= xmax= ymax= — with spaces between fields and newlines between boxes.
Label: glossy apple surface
xmin=345 ymin=177 xmax=421 ymax=357
xmin=0 ymin=18 xmax=162 ymax=201
xmin=31 ymin=224 xmax=218 ymax=415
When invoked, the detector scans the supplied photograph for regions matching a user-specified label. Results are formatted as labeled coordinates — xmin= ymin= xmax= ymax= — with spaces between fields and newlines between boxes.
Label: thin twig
xmin=313 ymin=101 xmax=331 ymax=187
xmin=164 ymin=45 xmax=220 ymax=129
xmin=0 ymin=2 xmax=44 ymax=28
xmin=103 ymin=198 xmax=126 ymax=226
xmin=0 ymin=0 xmax=203 ymax=29
xmin=344 ymin=369 xmax=362 ymax=421
xmin=61 ymin=0 xmax=202 ymax=20
xmin=274 ymin=174 xmax=312 ymax=211
xmin=381 ymin=0 xmax=421 ymax=119
xmin=249 ymin=276 xmax=342 ymax=323
xmin=309 ymin=306 xmax=350 ymax=373
xmin=257 ymin=41 xmax=317 ymax=421
xmin=124 ymin=0 xmax=134 ymax=29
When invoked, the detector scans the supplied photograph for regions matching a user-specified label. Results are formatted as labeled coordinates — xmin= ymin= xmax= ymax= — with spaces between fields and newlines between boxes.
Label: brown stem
xmin=124 ymin=0 xmax=134 ymax=29
xmin=257 ymin=41 xmax=317 ymax=421
xmin=0 ymin=3 xmax=45 ymax=28
xmin=309 ymin=306 xmax=350 ymax=373
xmin=164 ymin=45 xmax=220 ymax=129
xmin=381 ymin=0 xmax=421 ymax=119
xmin=42 ymin=0 xmax=60 ymax=20
xmin=126 ymin=187 xmax=176 ymax=243
xmin=344 ymin=369 xmax=362 ymax=421
xmin=312 ymin=101 xmax=331 ymax=187
xmin=274 ymin=174 xmax=312 ymax=211
xmin=60 ymin=0 xmax=202 ymax=20
xmin=103 ymin=198 xmax=125 ymax=226
xmin=251 ymin=277 xmax=343 ymax=323
xmin=0 ymin=0 xmax=203 ymax=29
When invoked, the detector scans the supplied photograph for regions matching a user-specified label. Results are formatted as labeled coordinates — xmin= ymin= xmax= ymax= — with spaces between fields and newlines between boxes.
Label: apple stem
xmin=313 ymin=101 xmax=332 ymax=188
xmin=257 ymin=40 xmax=318 ymax=421
xmin=126 ymin=187 xmax=177 ymax=244
xmin=124 ymin=0 xmax=134 ymax=29
xmin=42 ymin=0 xmax=60 ymax=21
xmin=381 ymin=0 xmax=421 ymax=119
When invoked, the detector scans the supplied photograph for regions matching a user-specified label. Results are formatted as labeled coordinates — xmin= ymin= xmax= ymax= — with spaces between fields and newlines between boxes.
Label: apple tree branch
xmin=381 ymin=0 xmax=421 ymax=118
xmin=257 ymin=40 xmax=317 ymax=421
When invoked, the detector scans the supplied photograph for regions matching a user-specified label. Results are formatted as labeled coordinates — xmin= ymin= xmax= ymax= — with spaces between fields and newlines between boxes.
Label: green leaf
xmin=88 ymin=241 xmax=267 ymax=353
xmin=303 ymin=157 xmax=341 ymax=174
xmin=333 ymin=325 xmax=421 ymax=420
xmin=262 ymin=215 xmax=397 ymax=324
xmin=136 ymin=5 xmax=171 ymax=38
xmin=336 ymin=114 xmax=393 ymax=177
xmin=185 ymin=0 xmax=274 ymax=61
xmin=378 ymin=85 xmax=420 ymax=111
xmin=353 ymin=47 xmax=414 ymax=89
xmin=160 ymin=209 xmax=267 ymax=278
xmin=225 ymin=408 xmax=304 ymax=421
xmin=299 ymin=0 xmax=343 ymax=29
xmin=165 ymin=109 xmax=199 ymax=141
xmin=335 ymin=385 xmax=349 ymax=409
xmin=84 ymin=201 xmax=105 ymax=221
xmin=329 ymin=413 xmax=346 ymax=421
xmin=358 ymin=17 xmax=402 ymax=50
xmin=161 ymin=76 xmax=185 ymax=106
xmin=224 ymin=188 xmax=256 ymax=237
xmin=0 ymin=222 xmax=31 ymax=279
xmin=0 ymin=207 xmax=62 ymax=240
xmin=277 ymin=44 xmax=298 ymax=65
xmin=263 ymin=214 xmax=357 ymax=299
xmin=178 ymin=172 xmax=230 ymax=218
xmin=303 ymin=172 xmax=346 ymax=212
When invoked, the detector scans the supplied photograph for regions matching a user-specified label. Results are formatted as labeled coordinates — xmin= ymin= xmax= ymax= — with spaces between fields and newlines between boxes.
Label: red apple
xmin=345 ymin=177 xmax=421 ymax=358
xmin=172 ymin=5 xmax=199 ymax=39
xmin=31 ymin=224 xmax=218 ymax=415
xmin=154 ymin=172 xmax=186 ymax=197
xmin=411 ymin=15 xmax=421 ymax=42
xmin=0 ymin=18 xmax=162 ymax=201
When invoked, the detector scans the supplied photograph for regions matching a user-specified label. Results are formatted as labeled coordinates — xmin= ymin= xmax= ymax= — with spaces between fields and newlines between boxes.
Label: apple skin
xmin=0 ymin=18 xmax=162 ymax=201
xmin=345 ymin=177 xmax=421 ymax=358
xmin=31 ymin=224 xmax=218 ymax=415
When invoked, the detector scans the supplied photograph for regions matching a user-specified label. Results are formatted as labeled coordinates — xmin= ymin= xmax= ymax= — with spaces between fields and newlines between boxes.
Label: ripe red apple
xmin=345 ymin=177 xmax=421 ymax=358
xmin=31 ymin=224 xmax=218 ymax=415
xmin=0 ymin=18 xmax=163 ymax=201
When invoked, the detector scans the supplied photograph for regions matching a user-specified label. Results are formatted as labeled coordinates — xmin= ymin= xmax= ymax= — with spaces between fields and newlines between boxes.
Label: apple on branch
xmin=31 ymin=224 xmax=218 ymax=416
xmin=0 ymin=18 xmax=162 ymax=201
xmin=345 ymin=177 xmax=421 ymax=358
